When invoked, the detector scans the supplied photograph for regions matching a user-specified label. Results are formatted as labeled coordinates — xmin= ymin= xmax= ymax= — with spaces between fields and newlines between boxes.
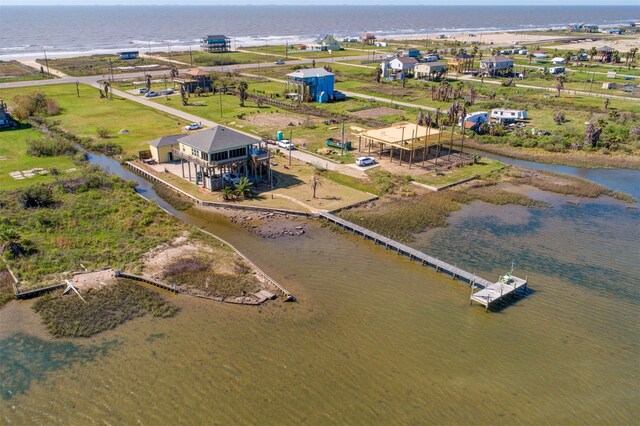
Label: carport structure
xmin=356 ymin=124 xmax=458 ymax=169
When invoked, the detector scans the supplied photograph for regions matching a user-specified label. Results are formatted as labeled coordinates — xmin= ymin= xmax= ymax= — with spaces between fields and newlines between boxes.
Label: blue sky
xmin=0 ymin=1 xmax=637 ymax=5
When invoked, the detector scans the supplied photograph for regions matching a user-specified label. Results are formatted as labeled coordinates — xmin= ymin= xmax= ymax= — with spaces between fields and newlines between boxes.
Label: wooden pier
xmin=320 ymin=212 xmax=527 ymax=310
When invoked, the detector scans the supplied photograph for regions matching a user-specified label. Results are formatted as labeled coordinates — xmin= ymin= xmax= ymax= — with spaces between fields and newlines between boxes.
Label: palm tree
xmin=447 ymin=102 xmax=460 ymax=161
xmin=221 ymin=186 xmax=235 ymax=201
xmin=434 ymin=108 xmax=442 ymax=166
xmin=528 ymin=53 xmax=534 ymax=65
xmin=238 ymin=81 xmax=248 ymax=107
xmin=555 ymin=78 xmax=564 ymax=97
xmin=0 ymin=228 xmax=24 ymax=258
xmin=422 ymin=111 xmax=432 ymax=167
xmin=459 ymin=105 xmax=467 ymax=154
xmin=234 ymin=177 xmax=253 ymax=199
xmin=310 ymin=173 xmax=322 ymax=198
xmin=563 ymin=51 xmax=572 ymax=66
xmin=630 ymin=47 xmax=638 ymax=69
xmin=589 ymin=47 xmax=597 ymax=63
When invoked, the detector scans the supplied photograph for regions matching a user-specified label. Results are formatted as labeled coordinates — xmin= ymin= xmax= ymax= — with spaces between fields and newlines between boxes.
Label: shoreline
xmin=0 ymin=25 xmax=631 ymax=62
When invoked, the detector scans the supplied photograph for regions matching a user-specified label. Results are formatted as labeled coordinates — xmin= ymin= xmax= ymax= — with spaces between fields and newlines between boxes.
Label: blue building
xmin=117 ymin=51 xmax=139 ymax=60
xmin=200 ymin=35 xmax=231 ymax=53
xmin=286 ymin=68 xmax=336 ymax=103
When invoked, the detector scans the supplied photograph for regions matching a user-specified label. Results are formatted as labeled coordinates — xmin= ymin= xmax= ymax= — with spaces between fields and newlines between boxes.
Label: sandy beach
xmin=386 ymin=31 xmax=640 ymax=50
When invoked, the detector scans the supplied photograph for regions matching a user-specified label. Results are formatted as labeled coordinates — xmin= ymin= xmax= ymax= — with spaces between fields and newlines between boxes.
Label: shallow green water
xmin=1 ymin=164 xmax=638 ymax=423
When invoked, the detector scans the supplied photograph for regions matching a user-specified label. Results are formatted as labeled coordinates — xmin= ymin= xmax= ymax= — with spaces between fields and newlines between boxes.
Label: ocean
xmin=0 ymin=5 xmax=638 ymax=60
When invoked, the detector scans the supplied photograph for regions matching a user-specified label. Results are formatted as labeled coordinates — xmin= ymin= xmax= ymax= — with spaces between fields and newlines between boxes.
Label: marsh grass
xmin=338 ymin=186 xmax=547 ymax=243
xmin=0 ymin=269 xmax=15 ymax=309
xmin=32 ymin=280 xmax=178 ymax=338
xmin=163 ymin=256 xmax=259 ymax=299
xmin=152 ymin=183 xmax=195 ymax=211
xmin=510 ymin=169 xmax=636 ymax=202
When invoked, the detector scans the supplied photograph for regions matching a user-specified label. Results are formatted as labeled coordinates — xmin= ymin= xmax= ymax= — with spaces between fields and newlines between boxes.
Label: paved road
xmin=86 ymin=82 xmax=366 ymax=178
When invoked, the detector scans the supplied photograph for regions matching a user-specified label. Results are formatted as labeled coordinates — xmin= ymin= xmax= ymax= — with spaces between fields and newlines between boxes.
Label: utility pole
xmin=219 ymin=86 xmax=223 ymax=118
xmin=76 ymin=80 xmax=80 ymax=97
xmin=189 ymin=45 xmax=193 ymax=67
xmin=108 ymin=58 xmax=113 ymax=100
xmin=43 ymin=49 xmax=50 ymax=76
xmin=164 ymin=74 xmax=168 ymax=100
xmin=289 ymin=130 xmax=293 ymax=166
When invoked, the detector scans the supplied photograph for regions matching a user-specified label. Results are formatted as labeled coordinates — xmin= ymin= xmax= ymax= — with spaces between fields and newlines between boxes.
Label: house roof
xmin=178 ymin=126 xmax=259 ymax=153
xmin=204 ymin=35 xmax=229 ymax=40
xmin=186 ymin=68 xmax=209 ymax=76
xmin=456 ymin=53 xmax=474 ymax=59
xmin=316 ymin=34 xmax=330 ymax=42
xmin=149 ymin=134 xmax=186 ymax=148
xmin=597 ymin=46 xmax=615 ymax=52
xmin=417 ymin=62 xmax=445 ymax=68
xmin=287 ymin=68 xmax=334 ymax=78
xmin=480 ymin=55 xmax=513 ymax=63
xmin=394 ymin=57 xmax=418 ymax=65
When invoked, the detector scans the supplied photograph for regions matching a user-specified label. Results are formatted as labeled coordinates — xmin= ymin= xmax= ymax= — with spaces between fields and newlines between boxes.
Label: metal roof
xmin=178 ymin=126 xmax=259 ymax=153
xmin=149 ymin=134 xmax=187 ymax=148
xmin=287 ymin=68 xmax=334 ymax=78
xmin=204 ymin=35 xmax=229 ymax=40
xmin=480 ymin=55 xmax=513 ymax=63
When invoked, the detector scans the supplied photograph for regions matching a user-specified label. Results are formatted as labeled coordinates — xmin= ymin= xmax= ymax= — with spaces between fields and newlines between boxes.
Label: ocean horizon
xmin=0 ymin=5 xmax=639 ymax=60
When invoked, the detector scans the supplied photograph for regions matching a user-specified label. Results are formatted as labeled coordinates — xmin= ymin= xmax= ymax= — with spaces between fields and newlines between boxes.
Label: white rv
xmin=491 ymin=108 xmax=527 ymax=123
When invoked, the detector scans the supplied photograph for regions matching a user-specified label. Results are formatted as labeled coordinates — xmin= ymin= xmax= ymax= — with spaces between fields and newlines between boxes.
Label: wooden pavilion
xmin=357 ymin=124 xmax=461 ymax=168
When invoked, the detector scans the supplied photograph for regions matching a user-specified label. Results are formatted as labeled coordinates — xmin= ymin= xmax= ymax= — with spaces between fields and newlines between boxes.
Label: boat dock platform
xmin=320 ymin=212 xmax=528 ymax=311
xmin=470 ymin=275 xmax=528 ymax=311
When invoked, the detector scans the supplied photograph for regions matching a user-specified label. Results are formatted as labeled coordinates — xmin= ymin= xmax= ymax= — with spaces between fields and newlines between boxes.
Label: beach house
xmin=309 ymin=34 xmax=341 ymax=52
xmin=200 ymin=35 xmax=231 ymax=53
xmin=402 ymin=48 xmax=421 ymax=58
xmin=479 ymin=55 xmax=514 ymax=77
xmin=448 ymin=52 xmax=474 ymax=74
xmin=117 ymin=51 xmax=139 ymax=60
xmin=360 ymin=33 xmax=377 ymax=45
xmin=148 ymin=134 xmax=186 ymax=163
xmin=286 ymin=68 xmax=336 ymax=103
xmin=415 ymin=62 xmax=446 ymax=80
xmin=174 ymin=69 xmax=213 ymax=93
xmin=551 ymin=57 xmax=566 ymax=65
xmin=595 ymin=46 xmax=616 ymax=63
xmin=152 ymin=126 xmax=270 ymax=191
xmin=385 ymin=56 xmax=418 ymax=79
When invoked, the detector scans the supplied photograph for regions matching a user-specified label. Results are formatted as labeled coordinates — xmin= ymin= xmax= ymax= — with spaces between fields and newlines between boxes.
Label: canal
xmin=1 ymin=154 xmax=638 ymax=424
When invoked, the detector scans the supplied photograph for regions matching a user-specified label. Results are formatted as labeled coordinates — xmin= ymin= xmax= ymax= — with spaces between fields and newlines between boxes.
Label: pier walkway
xmin=320 ymin=212 xmax=527 ymax=310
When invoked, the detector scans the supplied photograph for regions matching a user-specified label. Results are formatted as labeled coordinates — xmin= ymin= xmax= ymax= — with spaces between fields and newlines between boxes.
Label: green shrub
xmin=18 ymin=184 xmax=55 ymax=209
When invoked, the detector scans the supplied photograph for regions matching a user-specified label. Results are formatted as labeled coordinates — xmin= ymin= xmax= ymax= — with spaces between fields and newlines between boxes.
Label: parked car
xmin=223 ymin=173 xmax=240 ymax=184
xmin=185 ymin=122 xmax=201 ymax=131
xmin=356 ymin=156 xmax=375 ymax=167
xmin=138 ymin=87 xmax=149 ymax=94
xmin=277 ymin=140 xmax=295 ymax=150
xmin=275 ymin=59 xmax=285 ymax=65
xmin=144 ymin=91 xmax=159 ymax=97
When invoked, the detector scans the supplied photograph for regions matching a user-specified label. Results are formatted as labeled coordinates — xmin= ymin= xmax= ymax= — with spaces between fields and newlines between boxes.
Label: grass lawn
xmin=137 ymin=157 xmax=374 ymax=212
xmin=151 ymin=50 xmax=280 ymax=66
xmin=0 ymin=125 xmax=76 ymax=190
xmin=0 ymin=84 xmax=188 ymax=156
xmin=0 ymin=60 xmax=56 ymax=83
xmin=413 ymin=158 xmax=504 ymax=187
xmin=35 ymin=55 xmax=170 ymax=77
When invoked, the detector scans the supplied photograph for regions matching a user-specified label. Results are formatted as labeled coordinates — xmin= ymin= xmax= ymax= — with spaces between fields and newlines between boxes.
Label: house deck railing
xmin=172 ymin=149 xmax=270 ymax=168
